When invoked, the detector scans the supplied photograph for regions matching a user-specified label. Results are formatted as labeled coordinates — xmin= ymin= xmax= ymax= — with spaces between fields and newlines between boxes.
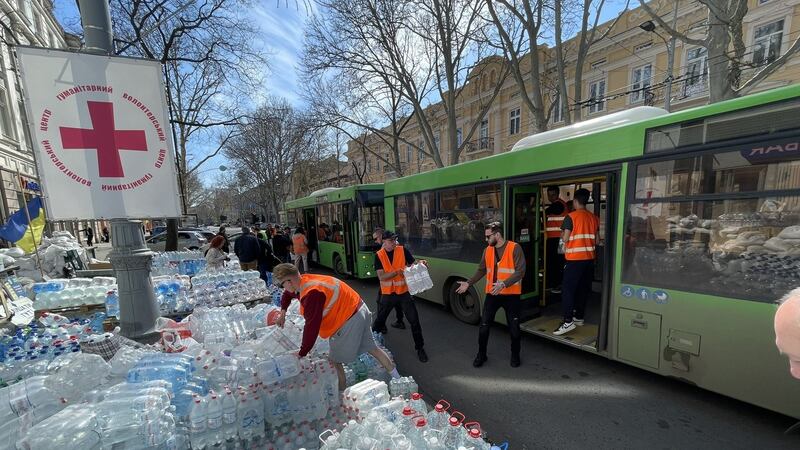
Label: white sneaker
xmin=573 ymin=318 xmax=585 ymax=327
xmin=553 ymin=321 xmax=576 ymax=336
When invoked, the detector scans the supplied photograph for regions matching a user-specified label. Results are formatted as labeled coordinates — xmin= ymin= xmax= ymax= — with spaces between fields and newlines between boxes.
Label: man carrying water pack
xmin=272 ymin=263 xmax=400 ymax=390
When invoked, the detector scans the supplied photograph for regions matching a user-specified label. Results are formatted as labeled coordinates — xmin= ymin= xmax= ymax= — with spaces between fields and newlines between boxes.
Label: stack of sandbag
xmin=13 ymin=231 xmax=89 ymax=281
xmin=764 ymin=226 xmax=800 ymax=255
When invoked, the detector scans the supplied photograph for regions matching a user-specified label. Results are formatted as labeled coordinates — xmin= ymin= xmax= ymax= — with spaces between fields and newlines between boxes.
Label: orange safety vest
xmin=545 ymin=199 xmax=568 ymax=238
xmin=376 ymin=246 xmax=409 ymax=295
xmin=292 ymin=234 xmax=308 ymax=255
xmin=485 ymin=241 xmax=522 ymax=295
xmin=298 ymin=274 xmax=361 ymax=338
xmin=565 ymin=210 xmax=599 ymax=261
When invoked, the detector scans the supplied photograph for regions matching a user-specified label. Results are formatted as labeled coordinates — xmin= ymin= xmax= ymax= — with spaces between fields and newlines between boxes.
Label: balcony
xmin=465 ymin=137 xmax=494 ymax=154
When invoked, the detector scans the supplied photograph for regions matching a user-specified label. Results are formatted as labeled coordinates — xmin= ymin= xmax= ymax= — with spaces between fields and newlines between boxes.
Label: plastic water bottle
xmin=206 ymin=391 xmax=224 ymax=446
xmin=221 ymin=388 xmax=238 ymax=442
xmin=409 ymin=392 xmax=427 ymax=414
xmin=442 ymin=412 xmax=466 ymax=448
xmin=189 ymin=395 xmax=207 ymax=449
xmin=426 ymin=400 xmax=451 ymax=431
xmin=462 ymin=422 xmax=491 ymax=450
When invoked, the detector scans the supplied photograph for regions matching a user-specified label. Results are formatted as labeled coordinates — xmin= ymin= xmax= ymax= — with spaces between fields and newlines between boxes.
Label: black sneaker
xmin=391 ymin=320 xmax=406 ymax=329
xmin=510 ymin=355 xmax=521 ymax=368
xmin=473 ymin=354 xmax=487 ymax=367
xmin=417 ymin=348 xmax=429 ymax=363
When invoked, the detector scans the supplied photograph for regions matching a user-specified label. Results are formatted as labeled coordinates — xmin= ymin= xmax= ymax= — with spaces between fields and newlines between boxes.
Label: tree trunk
xmin=165 ymin=218 xmax=179 ymax=251
xmin=554 ymin=0 xmax=571 ymax=125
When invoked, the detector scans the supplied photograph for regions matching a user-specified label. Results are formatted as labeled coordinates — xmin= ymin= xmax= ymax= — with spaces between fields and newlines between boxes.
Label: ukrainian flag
xmin=0 ymin=197 xmax=45 ymax=254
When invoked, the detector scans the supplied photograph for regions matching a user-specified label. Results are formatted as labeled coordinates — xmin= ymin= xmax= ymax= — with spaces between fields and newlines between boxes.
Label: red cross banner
xmin=16 ymin=47 xmax=182 ymax=220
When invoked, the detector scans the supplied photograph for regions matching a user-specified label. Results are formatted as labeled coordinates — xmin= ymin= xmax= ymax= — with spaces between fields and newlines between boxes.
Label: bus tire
xmin=333 ymin=254 xmax=349 ymax=278
xmin=447 ymin=280 xmax=481 ymax=325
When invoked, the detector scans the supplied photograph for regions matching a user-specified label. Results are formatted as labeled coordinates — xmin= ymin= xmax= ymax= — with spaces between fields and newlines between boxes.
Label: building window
xmin=684 ymin=47 xmax=708 ymax=97
xmin=590 ymin=58 xmax=606 ymax=70
xmin=456 ymin=128 xmax=462 ymax=147
xmin=509 ymin=108 xmax=521 ymax=135
xmin=366 ymin=159 xmax=371 ymax=173
xmin=433 ymin=131 xmax=440 ymax=152
xmin=588 ymin=79 xmax=606 ymax=114
xmin=406 ymin=144 xmax=412 ymax=163
xmin=479 ymin=118 xmax=489 ymax=149
xmin=552 ymin=91 xmax=564 ymax=123
xmin=630 ymin=64 xmax=652 ymax=103
xmin=753 ymin=19 xmax=784 ymax=66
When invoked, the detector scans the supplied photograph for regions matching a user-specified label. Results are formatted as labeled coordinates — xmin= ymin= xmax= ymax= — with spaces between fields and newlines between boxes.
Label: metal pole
xmin=14 ymin=166 xmax=44 ymax=280
xmin=78 ymin=0 xmax=160 ymax=340
xmin=664 ymin=3 xmax=679 ymax=112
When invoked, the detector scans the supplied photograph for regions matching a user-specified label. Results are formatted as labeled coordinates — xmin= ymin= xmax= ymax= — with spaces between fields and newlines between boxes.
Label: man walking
xmin=273 ymin=263 xmax=400 ymax=390
xmin=234 ymin=226 xmax=260 ymax=271
xmin=372 ymin=227 xmax=405 ymax=332
xmin=553 ymin=188 xmax=599 ymax=336
xmin=272 ymin=228 xmax=292 ymax=263
xmin=371 ymin=230 xmax=428 ymax=362
xmin=544 ymin=186 xmax=567 ymax=294
xmin=456 ymin=221 xmax=526 ymax=368
xmin=292 ymin=227 xmax=310 ymax=273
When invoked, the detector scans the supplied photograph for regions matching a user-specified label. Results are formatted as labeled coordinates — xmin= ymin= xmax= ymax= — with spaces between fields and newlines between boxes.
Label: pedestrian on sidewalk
xmin=102 ymin=227 xmax=109 ymax=243
xmin=205 ymin=235 xmax=229 ymax=270
xmin=372 ymin=227 xmax=405 ymax=332
xmin=234 ymin=226 xmax=260 ymax=271
xmin=273 ymin=263 xmax=400 ymax=390
xmin=83 ymin=226 xmax=94 ymax=247
xmin=457 ymin=221 xmax=526 ymax=368
xmin=272 ymin=228 xmax=292 ymax=263
xmin=371 ymin=230 xmax=429 ymax=363
xmin=257 ymin=232 xmax=279 ymax=286
xmin=292 ymin=227 xmax=310 ymax=273
xmin=553 ymin=188 xmax=599 ymax=337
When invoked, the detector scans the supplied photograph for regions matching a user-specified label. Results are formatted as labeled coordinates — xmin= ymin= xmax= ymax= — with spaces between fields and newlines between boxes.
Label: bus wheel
xmin=333 ymin=254 xmax=349 ymax=278
xmin=448 ymin=281 xmax=480 ymax=325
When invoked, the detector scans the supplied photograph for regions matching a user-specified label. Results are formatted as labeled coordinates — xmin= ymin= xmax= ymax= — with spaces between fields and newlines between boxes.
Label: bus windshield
xmin=358 ymin=204 xmax=384 ymax=251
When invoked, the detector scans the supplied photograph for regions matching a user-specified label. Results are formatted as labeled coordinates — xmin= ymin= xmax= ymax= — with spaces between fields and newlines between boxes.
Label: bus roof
xmin=285 ymin=183 xmax=384 ymax=209
xmin=384 ymin=83 xmax=800 ymax=196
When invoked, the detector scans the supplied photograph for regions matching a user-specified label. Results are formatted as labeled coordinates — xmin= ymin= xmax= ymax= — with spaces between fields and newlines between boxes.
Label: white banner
xmin=16 ymin=47 xmax=182 ymax=219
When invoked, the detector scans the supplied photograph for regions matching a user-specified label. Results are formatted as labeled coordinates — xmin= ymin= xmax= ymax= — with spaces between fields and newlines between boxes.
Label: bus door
xmin=303 ymin=208 xmax=319 ymax=262
xmin=342 ymin=202 xmax=356 ymax=275
xmin=510 ymin=186 xmax=540 ymax=302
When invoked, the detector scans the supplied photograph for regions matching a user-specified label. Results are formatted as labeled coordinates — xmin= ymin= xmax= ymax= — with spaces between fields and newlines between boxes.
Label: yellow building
xmin=348 ymin=0 xmax=800 ymax=182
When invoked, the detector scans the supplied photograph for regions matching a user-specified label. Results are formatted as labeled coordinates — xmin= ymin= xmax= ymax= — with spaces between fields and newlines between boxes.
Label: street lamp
xmin=196 ymin=164 xmax=228 ymax=175
xmin=639 ymin=4 xmax=679 ymax=111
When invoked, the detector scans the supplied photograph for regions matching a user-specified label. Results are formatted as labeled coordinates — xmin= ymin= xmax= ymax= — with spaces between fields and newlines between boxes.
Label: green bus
xmin=384 ymin=84 xmax=800 ymax=418
xmin=285 ymin=184 xmax=384 ymax=278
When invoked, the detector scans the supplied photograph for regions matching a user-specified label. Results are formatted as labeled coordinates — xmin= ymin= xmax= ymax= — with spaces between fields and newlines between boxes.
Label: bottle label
xmin=208 ymin=415 xmax=223 ymax=429
xmin=223 ymin=411 xmax=236 ymax=424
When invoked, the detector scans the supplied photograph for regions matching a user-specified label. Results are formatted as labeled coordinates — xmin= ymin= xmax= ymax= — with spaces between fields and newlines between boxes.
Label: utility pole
xmin=77 ymin=0 xmax=161 ymax=340
xmin=663 ymin=3 xmax=679 ymax=112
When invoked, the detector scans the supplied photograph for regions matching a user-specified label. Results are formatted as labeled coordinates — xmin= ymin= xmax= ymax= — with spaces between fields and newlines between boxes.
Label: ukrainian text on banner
xmin=16 ymin=47 xmax=181 ymax=219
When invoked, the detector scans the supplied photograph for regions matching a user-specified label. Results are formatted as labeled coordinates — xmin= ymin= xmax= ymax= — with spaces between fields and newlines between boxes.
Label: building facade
xmin=348 ymin=0 xmax=800 ymax=182
xmin=0 ymin=0 xmax=67 ymax=222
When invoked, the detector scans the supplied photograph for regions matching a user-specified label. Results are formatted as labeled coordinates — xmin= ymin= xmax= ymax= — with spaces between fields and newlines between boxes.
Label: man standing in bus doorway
xmin=554 ymin=188 xmax=599 ymax=336
xmin=292 ymin=227 xmax=310 ymax=273
xmin=372 ymin=230 xmax=429 ymax=362
xmin=544 ymin=186 xmax=568 ymax=294
xmin=456 ymin=222 xmax=526 ymax=368
xmin=774 ymin=288 xmax=800 ymax=379
xmin=372 ymin=227 xmax=406 ymax=332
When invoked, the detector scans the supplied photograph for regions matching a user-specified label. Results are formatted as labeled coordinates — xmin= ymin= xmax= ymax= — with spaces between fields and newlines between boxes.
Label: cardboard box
xmin=88 ymin=262 xmax=113 ymax=270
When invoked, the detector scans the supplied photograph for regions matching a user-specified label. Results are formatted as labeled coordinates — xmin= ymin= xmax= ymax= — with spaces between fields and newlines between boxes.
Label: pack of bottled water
xmin=152 ymin=251 xmax=207 ymax=277
xmin=403 ymin=262 xmax=435 ymax=296
xmin=31 ymin=277 xmax=116 ymax=311
xmin=389 ymin=376 xmax=418 ymax=398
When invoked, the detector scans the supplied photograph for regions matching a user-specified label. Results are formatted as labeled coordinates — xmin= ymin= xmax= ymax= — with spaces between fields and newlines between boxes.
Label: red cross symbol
xmin=59 ymin=101 xmax=147 ymax=178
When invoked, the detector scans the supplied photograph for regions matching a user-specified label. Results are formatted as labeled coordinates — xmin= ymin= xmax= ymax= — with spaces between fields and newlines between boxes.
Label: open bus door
xmin=303 ymin=208 xmax=319 ymax=263
xmin=510 ymin=185 xmax=541 ymax=318
xmin=342 ymin=202 xmax=356 ymax=275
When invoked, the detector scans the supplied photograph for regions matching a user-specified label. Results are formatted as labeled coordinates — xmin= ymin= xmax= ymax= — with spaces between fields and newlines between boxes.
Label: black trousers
xmin=478 ymin=294 xmax=521 ymax=358
xmin=561 ymin=260 xmax=594 ymax=322
xmin=373 ymin=290 xmax=404 ymax=324
xmin=372 ymin=292 xmax=424 ymax=349
xmin=545 ymin=238 xmax=564 ymax=288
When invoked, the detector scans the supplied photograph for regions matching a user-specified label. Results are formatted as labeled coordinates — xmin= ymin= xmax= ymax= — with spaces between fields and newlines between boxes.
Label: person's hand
xmin=490 ymin=281 xmax=506 ymax=296
xmin=419 ymin=259 xmax=428 ymax=267
xmin=296 ymin=352 xmax=304 ymax=359
xmin=276 ymin=310 xmax=286 ymax=328
xmin=455 ymin=281 xmax=469 ymax=294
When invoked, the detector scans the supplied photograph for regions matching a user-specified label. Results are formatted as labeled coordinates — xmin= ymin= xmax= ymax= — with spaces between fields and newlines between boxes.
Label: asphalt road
xmin=334 ymin=271 xmax=800 ymax=450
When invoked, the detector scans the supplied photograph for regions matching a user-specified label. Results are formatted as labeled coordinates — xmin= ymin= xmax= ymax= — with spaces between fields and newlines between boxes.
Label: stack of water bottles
xmin=403 ymin=262 xmax=434 ymax=296
xmin=31 ymin=276 xmax=116 ymax=311
xmin=321 ymin=379 xmax=499 ymax=450
xmin=190 ymin=269 xmax=268 ymax=309
xmin=152 ymin=275 xmax=192 ymax=314
xmin=151 ymin=251 xmax=207 ymax=277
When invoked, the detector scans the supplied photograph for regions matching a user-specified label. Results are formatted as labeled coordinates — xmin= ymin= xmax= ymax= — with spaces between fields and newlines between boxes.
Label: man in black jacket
xmin=234 ymin=226 xmax=260 ymax=270
xmin=257 ymin=233 xmax=278 ymax=286
xmin=272 ymin=228 xmax=292 ymax=263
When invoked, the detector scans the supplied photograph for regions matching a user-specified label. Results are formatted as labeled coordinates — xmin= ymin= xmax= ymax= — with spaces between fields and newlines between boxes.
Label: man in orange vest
xmin=372 ymin=227 xmax=405 ymax=332
xmin=456 ymin=221 xmax=526 ymax=368
xmin=292 ymin=226 xmax=310 ymax=274
xmin=273 ymin=263 xmax=400 ymax=389
xmin=371 ymin=230 xmax=428 ymax=362
xmin=544 ymin=186 xmax=568 ymax=294
xmin=554 ymin=188 xmax=599 ymax=336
